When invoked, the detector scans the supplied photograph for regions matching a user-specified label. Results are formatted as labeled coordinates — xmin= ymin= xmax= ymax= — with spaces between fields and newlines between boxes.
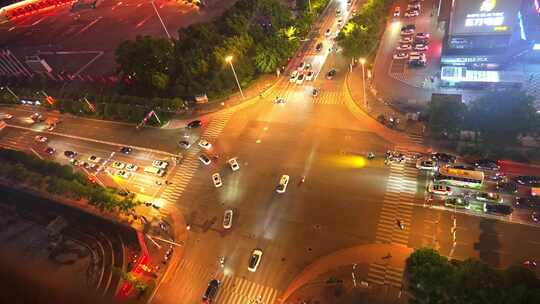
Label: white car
xmin=396 ymin=44 xmax=412 ymax=51
xmin=152 ymin=160 xmax=169 ymax=169
xmin=212 ymin=173 xmax=222 ymax=187
xmin=0 ymin=113 xmax=13 ymax=119
xmin=34 ymin=135 xmax=47 ymax=143
xmin=337 ymin=19 xmax=343 ymax=26
xmin=248 ymin=249 xmax=263 ymax=272
xmin=414 ymin=43 xmax=429 ymax=51
xmin=276 ymin=174 xmax=290 ymax=194
xmin=305 ymin=71 xmax=314 ymax=81
xmin=126 ymin=164 xmax=138 ymax=172
xmin=416 ymin=159 xmax=438 ymax=170
xmin=116 ymin=170 xmax=132 ymax=179
xmin=223 ymin=209 xmax=233 ymax=229
xmin=198 ymin=139 xmax=212 ymax=150
xmin=393 ymin=52 xmax=408 ymax=60
xmin=199 ymin=154 xmax=211 ymax=165
xmin=228 ymin=158 xmax=240 ymax=171
xmin=275 ymin=97 xmax=286 ymax=104
xmin=325 ymin=29 xmax=331 ymax=37
xmin=393 ymin=7 xmax=401 ymax=17
xmin=295 ymin=74 xmax=305 ymax=85
xmin=409 ymin=51 xmax=426 ymax=57
xmin=297 ymin=62 xmax=305 ymax=71
xmin=111 ymin=161 xmax=125 ymax=169
xmin=428 ymin=182 xmax=452 ymax=196
xmin=289 ymin=71 xmax=299 ymax=83
xmin=404 ymin=10 xmax=419 ymax=17
xmin=88 ymin=155 xmax=101 ymax=163
xmin=399 ymin=37 xmax=413 ymax=44
xmin=475 ymin=192 xmax=502 ymax=203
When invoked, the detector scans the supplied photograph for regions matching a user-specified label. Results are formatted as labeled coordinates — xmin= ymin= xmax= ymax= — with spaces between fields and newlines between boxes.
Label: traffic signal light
xmin=45 ymin=95 xmax=55 ymax=105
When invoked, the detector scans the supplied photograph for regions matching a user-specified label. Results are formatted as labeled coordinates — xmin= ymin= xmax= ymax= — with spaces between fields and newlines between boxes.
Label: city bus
xmin=434 ymin=167 xmax=484 ymax=189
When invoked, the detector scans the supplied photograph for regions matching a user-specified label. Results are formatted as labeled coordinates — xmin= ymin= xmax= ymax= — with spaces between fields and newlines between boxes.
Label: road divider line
xmin=5 ymin=124 xmax=177 ymax=157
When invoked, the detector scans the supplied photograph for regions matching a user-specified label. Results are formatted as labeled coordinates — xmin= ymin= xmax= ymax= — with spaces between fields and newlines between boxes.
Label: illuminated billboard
xmin=450 ymin=0 xmax=521 ymax=36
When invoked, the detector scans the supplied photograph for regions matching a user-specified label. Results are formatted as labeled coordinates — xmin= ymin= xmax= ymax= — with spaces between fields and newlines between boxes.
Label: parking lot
xmin=0 ymin=0 xmax=236 ymax=76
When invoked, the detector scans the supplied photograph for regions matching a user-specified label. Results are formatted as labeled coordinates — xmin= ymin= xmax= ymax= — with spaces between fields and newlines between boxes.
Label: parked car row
xmin=395 ymin=24 xmax=430 ymax=67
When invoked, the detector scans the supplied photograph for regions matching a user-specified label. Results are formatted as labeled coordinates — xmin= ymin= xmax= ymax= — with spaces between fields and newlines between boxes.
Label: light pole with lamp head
xmin=225 ymin=55 xmax=245 ymax=100
xmin=359 ymin=58 xmax=367 ymax=108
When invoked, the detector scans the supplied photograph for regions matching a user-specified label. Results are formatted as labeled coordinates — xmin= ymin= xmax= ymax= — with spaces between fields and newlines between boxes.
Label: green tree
xmin=450 ymin=259 xmax=505 ymax=304
xmin=427 ymin=94 xmax=466 ymax=137
xmin=115 ymin=35 xmax=173 ymax=95
xmin=406 ymin=248 xmax=454 ymax=304
xmin=466 ymin=90 xmax=537 ymax=147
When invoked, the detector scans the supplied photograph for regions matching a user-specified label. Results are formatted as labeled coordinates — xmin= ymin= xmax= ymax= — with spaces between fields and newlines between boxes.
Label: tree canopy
xmin=115 ymin=0 xmax=318 ymax=99
xmin=406 ymin=248 xmax=540 ymax=304
xmin=465 ymin=89 xmax=537 ymax=146
xmin=427 ymin=94 xmax=467 ymax=137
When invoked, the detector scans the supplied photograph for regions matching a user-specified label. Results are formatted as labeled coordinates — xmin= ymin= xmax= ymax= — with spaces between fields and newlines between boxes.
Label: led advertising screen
xmin=450 ymin=0 xmax=520 ymax=36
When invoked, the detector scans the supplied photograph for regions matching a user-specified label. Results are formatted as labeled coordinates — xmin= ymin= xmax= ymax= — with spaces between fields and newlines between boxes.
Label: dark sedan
xmin=187 ymin=120 xmax=202 ymax=128
xmin=514 ymin=176 xmax=540 ymax=186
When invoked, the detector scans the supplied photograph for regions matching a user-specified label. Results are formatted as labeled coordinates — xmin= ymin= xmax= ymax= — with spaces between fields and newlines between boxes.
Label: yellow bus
xmin=435 ymin=167 xmax=484 ymax=189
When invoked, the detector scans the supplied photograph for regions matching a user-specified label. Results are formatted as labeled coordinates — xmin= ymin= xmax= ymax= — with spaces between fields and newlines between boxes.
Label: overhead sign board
xmin=451 ymin=0 xmax=520 ymax=36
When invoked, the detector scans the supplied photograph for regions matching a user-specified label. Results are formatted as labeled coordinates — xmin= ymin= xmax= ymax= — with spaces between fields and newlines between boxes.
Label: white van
xmin=144 ymin=166 xmax=165 ymax=177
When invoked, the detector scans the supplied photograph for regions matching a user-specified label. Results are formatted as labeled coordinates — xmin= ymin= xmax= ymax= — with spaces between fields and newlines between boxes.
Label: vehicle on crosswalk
xmin=228 ymin=158 xmax=240 ymax=171
xmin=248 ymin=249 xmax=263 ymax=272
xmin=199 ymin=154 xmax=211 ymax=165
xmin=152 ymin=160 xmax=169 ymax=169
xmin=223 ymin=209 xmax=233 ymax=229
xmin=112 ymin=161 xmax=125 ymax=169
xmin=187 ymin=120 xmax=202 ymax=128
xmin=202 ymin=279 xmax=220 ymax=303
xmin=276 ymin=175 xmax=290 ymax=193
xmin=34 ymin=135 xmax=47 ymax=142
xmin=88 ymin=155 xmax=101 ymax=163
xmin=212 ymin=173 xmax=222 ymax=187
xmin=416 ymin=159 xmax=438 ymax=171
xmin=199 ymin=139 xmax=212 ymax=150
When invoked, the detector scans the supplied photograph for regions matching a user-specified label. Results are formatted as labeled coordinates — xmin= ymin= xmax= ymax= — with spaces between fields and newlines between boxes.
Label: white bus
xmin=435 ymin=167 xmax=484 ymax=189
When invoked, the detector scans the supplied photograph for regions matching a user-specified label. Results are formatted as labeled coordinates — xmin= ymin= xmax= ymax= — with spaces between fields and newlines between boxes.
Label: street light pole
xmin=359 ymin=58 xmax=367 ymax=109
xmin=0 ymin=86 xmax=19 ymax=100
xmin=225 ymin=56 xmax=245 ymax=100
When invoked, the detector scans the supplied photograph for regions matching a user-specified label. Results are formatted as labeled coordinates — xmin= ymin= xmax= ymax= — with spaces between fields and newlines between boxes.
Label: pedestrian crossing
xmin=174 ymin=258 xmax=279 ymax=304
xmin=157 ymin=111 xmax=235 ymax=216
xmin=312 ymin=91 xmax=344 ymax=105
xmin=407 ymin=133 xmax=424 ymax=146
xmin=368 ymin=148 xmax=420 ymax=288
xmin=367 ymin=262 xmax=404 ymax=288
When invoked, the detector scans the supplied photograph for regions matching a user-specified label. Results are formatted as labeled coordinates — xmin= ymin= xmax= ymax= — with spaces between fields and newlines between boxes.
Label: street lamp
xmin=359 ymin=58 xmax=367 ymax=108
xmin=0 ymin=86 xmax=19 ymax=100
xmin=225 ymin=55 xmax=245 ymax=100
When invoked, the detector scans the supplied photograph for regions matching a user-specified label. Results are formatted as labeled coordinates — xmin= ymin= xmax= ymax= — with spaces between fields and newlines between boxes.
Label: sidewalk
xmin=279 ymin=243 xmax=413 ymax=303
xmin=347 ymin=67 xmax=426 ymax=137
xmin=164 ymin=73 xmax=281 ymax=128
